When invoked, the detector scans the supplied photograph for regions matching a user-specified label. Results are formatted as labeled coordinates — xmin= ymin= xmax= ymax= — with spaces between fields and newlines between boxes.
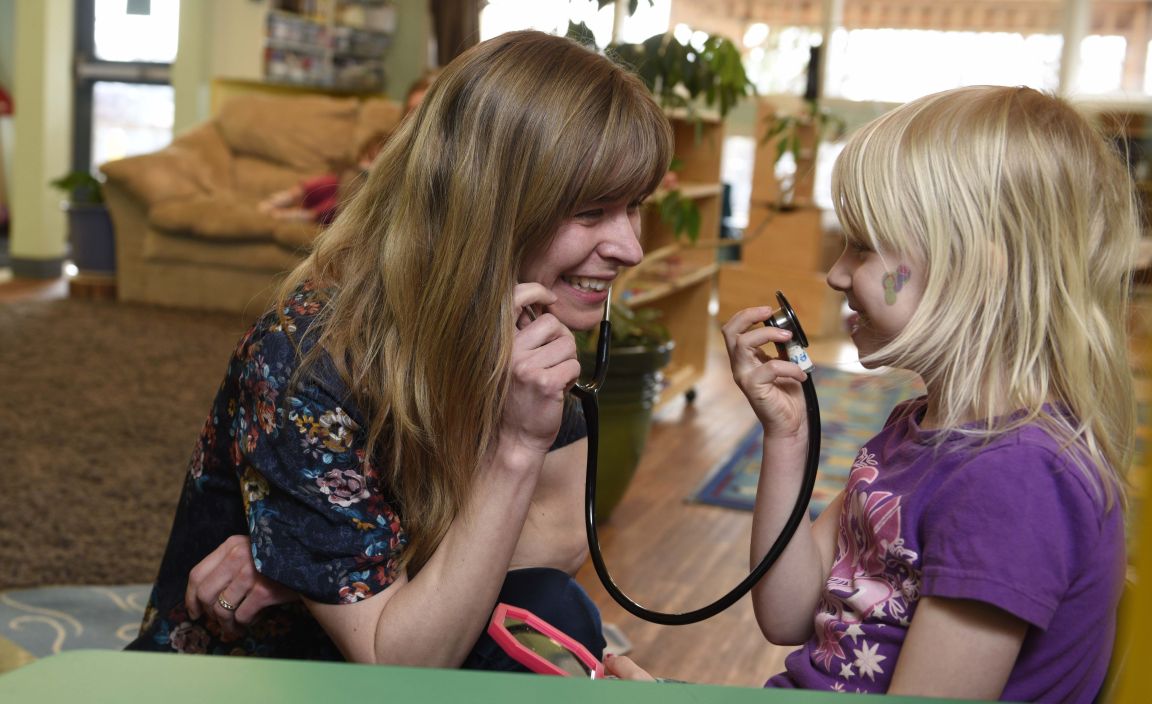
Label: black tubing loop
xmin=581 ymin=374 xmax=821 ymax=625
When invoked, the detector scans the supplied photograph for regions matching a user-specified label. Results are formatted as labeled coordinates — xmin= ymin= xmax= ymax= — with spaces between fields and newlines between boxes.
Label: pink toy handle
xmin=487 ymin=603 xmax=605 ymax=679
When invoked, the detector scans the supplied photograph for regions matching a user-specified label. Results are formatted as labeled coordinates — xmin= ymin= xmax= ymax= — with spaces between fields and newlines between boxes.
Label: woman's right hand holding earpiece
xmin=721 ymin=306 xmax=810 ymax=441
xmin=500 ymin=283 xmax=582 ymax=459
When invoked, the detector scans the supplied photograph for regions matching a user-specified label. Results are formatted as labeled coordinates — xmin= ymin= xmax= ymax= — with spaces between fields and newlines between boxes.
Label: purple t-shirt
xmin=766 ymin=398 xmax=1126 ymax=702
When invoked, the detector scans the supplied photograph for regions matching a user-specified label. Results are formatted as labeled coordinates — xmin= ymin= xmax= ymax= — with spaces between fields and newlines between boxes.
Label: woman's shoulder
xmin=242 ymin=281 xmax=330 ymax=357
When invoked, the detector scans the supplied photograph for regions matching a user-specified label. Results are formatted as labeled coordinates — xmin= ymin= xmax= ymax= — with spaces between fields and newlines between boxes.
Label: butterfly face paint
xmin=882 ymin=264 xmax=911 ymax=305
xmin=828 ymin=243 xmax=925 ymax=368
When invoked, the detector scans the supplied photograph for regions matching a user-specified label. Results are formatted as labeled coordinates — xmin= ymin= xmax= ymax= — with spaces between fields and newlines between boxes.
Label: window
xmin=734 ymin=0 xmax=1152 ymax=102
xmin=75 ymin=0 xmax=180 ymax=173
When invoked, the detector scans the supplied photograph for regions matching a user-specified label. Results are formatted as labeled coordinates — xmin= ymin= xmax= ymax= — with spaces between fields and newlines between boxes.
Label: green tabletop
xmin=0 ymin=650 xmax=972 ymax=703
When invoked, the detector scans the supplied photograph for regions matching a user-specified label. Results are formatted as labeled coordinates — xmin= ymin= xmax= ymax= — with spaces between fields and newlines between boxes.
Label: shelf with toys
xmin=264 ymin=0 xmax=396 ymax=92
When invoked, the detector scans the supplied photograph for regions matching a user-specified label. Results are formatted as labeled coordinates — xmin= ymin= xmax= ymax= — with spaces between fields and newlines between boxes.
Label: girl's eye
xmin=851 ymin=241 xmax=872 ymax=254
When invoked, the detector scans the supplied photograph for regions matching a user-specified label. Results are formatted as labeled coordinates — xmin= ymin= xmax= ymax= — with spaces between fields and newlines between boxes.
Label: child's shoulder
xmin=886 ymin=395 xmax=928 ymax=425
xmin=940 ymin=417 xmax=1110 ymax=515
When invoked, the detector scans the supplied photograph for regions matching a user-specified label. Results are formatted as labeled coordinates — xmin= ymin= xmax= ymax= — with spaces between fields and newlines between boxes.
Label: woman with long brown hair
xmin=128 ymin=30 xmax=673 ymax=669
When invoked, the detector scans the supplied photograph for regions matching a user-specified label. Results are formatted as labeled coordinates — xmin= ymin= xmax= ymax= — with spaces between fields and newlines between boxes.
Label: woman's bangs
xmin=580 ymin=95 xmax=669 ymax=205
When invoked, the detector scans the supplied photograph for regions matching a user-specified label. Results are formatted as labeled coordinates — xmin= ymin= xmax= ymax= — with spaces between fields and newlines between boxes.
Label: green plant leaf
xmin=50 ymin=170 xmax=105 ymax=205
xmin=576 ymin=300 xmax=670 ymax=351
xmin=566 ymin=20 xmax=597 ymax=48
xmin=595 ymin=0 xmax=654 ymax=16
xmin=607 ymin=27 xmax=754 ymax=119
xmin=653 ymin=188 xmax=701 ymax=244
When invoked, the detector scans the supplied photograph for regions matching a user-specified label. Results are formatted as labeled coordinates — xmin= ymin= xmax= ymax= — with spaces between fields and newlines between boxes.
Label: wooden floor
xmin=0 ymin=271 xmax=68 ymax=303
xmin=3 ymin=272 xmax=1149 ymax=688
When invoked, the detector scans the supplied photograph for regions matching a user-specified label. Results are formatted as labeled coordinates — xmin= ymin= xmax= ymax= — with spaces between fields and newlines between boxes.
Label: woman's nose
xmin=601 ymin=213 xmax=644 ymax=266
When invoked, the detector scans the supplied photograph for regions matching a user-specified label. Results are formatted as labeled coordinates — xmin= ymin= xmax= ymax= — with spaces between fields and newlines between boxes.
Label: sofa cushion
xmin=354 ymin=98 xmax=404 ymax=155
xmin=171 ymin=122 xmax=235 ymax=189
xmin=232 ymin=156 xmax=312 ymax=199
xmin=149 ymin=193 xmax=281 ymax=241
xmin=273 ymin=220 xmax=323 ymax=250
xmin=143 ymin=227 xmax=305 ymax=272
xmin=216 ymin=94 xmax=360 ymax=172
xmin=100 ymin=124 xmax=225 ymax=206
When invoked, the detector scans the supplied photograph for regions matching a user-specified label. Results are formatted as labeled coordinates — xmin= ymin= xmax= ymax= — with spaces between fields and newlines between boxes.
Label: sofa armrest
xmin=100 ymin=123 xmax=230 ymax=207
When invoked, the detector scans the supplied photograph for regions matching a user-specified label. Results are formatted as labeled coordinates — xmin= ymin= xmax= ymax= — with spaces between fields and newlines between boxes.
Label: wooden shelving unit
xmin=717 ymin=98 xmax=845 ymax=339
xmin=264 ymin=0 xmax=396 ymax=92
xmin=618 ymin=111 xmax=726 ymax=406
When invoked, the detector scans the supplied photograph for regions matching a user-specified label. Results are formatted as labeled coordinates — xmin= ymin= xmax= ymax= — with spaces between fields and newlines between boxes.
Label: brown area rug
xmin=0 ymin=298 xmax=252 ymax=589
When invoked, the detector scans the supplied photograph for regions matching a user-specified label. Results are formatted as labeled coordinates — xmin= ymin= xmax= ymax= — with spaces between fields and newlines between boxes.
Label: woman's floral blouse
xmin=127 ymin=282 xmax=586 ymax=659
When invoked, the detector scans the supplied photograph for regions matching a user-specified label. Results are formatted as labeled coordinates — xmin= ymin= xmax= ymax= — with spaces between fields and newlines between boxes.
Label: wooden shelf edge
xmin=616 ymin=244 xmax=680 ymax=291
xmin=656 ymin=364 xmax=699 ymax=407
xmin=649 ymin=181 xmax=723 ymax=201
xmin=664 ymin=106 xmax=723 ymax=124
xmin=621 ymin=262 xmax=719 ymax=308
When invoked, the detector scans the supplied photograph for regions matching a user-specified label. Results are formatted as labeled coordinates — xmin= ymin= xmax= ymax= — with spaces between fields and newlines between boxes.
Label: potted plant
xmin=50 ymin=169 xmax=116 ymax=278
xmin=568 ymin=20 xmax=755 ymax=243
xmin=576 ymin=302 xmax=673 ymax=523
xmin=761 ymin=97 xmax=845 ymax=209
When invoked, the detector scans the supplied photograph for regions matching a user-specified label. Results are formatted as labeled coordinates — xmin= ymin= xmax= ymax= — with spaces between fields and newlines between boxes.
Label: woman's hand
xmin=501 ymin=283 xmax=582 ymax=456
xmin=186 ymin=534 xmax=298 ymax=636
xmin=603 ymin=654 xmax=657 ymax=682
xmin=720 ymin=306 xmax=810 ymax=439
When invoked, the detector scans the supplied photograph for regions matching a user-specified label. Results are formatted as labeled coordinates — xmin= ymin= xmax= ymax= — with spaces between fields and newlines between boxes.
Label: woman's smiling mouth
xmin=563 ymin=275 xmax=611 ymax=293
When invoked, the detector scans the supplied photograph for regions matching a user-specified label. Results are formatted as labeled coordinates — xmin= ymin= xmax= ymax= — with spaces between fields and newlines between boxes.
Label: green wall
xmin=386 ymin=0 xmax=431 ymax=103
xmin=0 ymin=0 xmax=13 ymax=92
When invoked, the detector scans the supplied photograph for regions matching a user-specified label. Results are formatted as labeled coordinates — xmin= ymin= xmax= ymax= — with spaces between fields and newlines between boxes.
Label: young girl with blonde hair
xmin=611 ymin=85 xmax=1136 ymax=702
xmin=128 ymin=30 xmax=673 ymax=669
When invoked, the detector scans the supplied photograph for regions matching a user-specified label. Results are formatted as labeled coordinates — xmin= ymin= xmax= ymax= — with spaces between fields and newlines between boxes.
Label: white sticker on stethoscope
xmin=786 ymin=343 xmax=815 ymax=373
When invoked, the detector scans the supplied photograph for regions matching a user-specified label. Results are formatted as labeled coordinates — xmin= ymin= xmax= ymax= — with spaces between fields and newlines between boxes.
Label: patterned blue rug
xmin=0 ymin=584 xmax=148 ymax=665
xmin=692 ymin=368 xmax=926 ymax=516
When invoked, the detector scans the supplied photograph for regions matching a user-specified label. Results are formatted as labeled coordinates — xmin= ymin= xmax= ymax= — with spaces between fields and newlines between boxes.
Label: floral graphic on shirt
xmin=316 ymin=467 xmax=371 ymax=507
xmin=132 ymin=282 xmax=415 ymax=660
xmin=291 ymin=405 xmax=358 ymax=461
xmin=241 ymin=466 xmax=269 ymax=507
xmin=810 ymin=445 xmax=921 ymax=686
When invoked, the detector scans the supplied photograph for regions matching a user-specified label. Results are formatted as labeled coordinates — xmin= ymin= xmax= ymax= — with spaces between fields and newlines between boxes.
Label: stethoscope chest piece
xmin=764 ymin=290 xmax=814 ymax=373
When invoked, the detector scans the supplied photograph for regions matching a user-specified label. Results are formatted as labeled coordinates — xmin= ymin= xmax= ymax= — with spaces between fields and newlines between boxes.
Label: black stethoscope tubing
xmin=571 ymin=291 xmax=821 ymax=625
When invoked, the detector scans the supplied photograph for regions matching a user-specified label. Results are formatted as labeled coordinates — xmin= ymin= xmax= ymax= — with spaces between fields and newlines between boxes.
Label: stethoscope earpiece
xmin=572 ymin=291 xmax=612 ymax=399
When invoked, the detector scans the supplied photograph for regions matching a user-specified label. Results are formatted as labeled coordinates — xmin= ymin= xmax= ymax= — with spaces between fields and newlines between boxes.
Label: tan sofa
xmin=100 ymin=93 xmax=403 ymax=315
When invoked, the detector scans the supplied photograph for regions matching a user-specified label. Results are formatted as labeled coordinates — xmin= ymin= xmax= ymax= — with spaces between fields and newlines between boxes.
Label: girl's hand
xmin=603 ymin=654 xmax=657 ymax=682
xmin=721 ymin=306 xmax=810 ymax=438
xmin=501 ymin=283 xmax=582 ymax=456
xmin=186 ymin=534 xmax=298 ymax=637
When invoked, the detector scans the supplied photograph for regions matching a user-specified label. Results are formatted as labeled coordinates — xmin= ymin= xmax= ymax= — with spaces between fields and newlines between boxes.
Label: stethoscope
xmin=571 ymin=290 xmax=822 ymax=625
